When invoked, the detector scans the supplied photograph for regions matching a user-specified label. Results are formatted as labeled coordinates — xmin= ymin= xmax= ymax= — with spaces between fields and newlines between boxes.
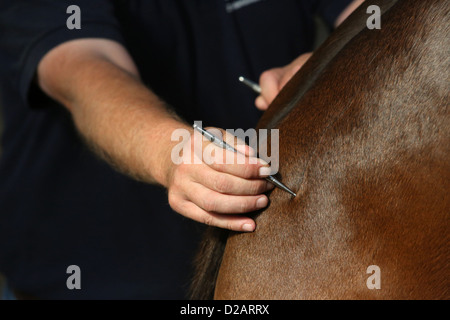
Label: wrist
xmin=144 ymin=118 xmax=191 ymax=187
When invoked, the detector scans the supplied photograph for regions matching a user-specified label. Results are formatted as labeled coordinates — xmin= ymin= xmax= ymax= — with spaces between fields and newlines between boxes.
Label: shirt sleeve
xmin=0 ymin=0 xmax=125 ymax=108
xmin=307 ymin=0 xmax=355 ymax=30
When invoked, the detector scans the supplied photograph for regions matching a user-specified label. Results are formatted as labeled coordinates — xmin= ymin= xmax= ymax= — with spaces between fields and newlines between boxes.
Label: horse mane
xmin=189 ymin=0 xmax=401 ymax=300
xmin=189 ymin=227 xmax=228 ymax=299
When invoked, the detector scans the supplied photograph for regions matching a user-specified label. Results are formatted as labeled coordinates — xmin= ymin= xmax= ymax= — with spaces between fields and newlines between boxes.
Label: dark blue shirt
xmin=0 ymin=0 xmax=351 ymax=299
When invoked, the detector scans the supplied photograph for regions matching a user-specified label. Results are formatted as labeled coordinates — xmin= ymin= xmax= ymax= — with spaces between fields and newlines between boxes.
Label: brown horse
xmin=191 ymin=0 xmax=449 ymax=300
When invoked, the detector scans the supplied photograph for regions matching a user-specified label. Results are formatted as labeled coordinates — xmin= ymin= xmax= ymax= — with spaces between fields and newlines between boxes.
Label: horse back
xmin=214 ymin=0 xmax=449 ymax=299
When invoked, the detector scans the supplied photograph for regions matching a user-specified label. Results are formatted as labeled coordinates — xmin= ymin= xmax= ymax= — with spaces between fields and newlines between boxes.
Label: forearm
xmin=71 ymin=58 xmax=185 ymax=185
xmin=38 ymin=41 xmax=186 ymax=186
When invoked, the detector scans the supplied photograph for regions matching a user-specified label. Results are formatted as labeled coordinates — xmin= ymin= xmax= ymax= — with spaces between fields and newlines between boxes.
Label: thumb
xmin=255 ymin=68 xmax=284 ymax=110
xmin=279 ymin=52 xmax=313 ymax=89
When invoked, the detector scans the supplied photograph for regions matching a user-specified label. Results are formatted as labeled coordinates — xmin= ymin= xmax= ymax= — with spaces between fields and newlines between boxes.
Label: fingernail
xmin=259 ymin=167 xmax=272 ymax=177
xmin=242 ymin=224 xmax=255 ymax=232
xmin=256 ymin=196 xmax=268 ymax=209
xmin=258 ymin=158 xmax=269 ymax=166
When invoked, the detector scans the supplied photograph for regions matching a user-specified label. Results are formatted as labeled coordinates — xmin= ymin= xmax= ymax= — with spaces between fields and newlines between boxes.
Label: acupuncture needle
xmin=193 ymin=123 xmax=297 ymax=197
xmin=239 ymin=76 xmax=262 ymax=94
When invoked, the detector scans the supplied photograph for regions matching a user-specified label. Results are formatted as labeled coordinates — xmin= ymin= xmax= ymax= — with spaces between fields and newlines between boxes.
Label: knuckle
xmin=201 ymin=197 xmax=216 ymax=212
xmin=242 ymin=164 xmax=256 ymax=179
xmin=171 ymin=167 xmax=185 ymax=187
xmin=250 ymin=181 xmax=265 ymax=194
xmin=167 ymin=191 xmax=175 ymax=206
xmin=239 ymin=199 xmax=251 ymax=213
xmin=202 ymin=215 xmax=215 ymax=226
xmin=167 ymin=191 xmax=180 ymax=211
xmin=260 ymin=70 xmax=272 ymax=83
xmin=214 ymin=176 xmax=232 ymax=193
xmin=174 ymin=163 xmax=186 ymax=177
xmin=212 ymin=161 xmax=226 ymax=173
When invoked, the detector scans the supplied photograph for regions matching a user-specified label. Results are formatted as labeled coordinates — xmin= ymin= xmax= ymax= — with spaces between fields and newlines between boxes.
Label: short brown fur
xmin=191 ymin=0 xmax=449 ymax=300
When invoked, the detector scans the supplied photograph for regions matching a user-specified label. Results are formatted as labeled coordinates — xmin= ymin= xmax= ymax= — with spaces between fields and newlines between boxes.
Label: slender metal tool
xmin=239 ymin=76 xmax=262 ymax=94
xmin=193 ymin=123 xmax=297 ymax=197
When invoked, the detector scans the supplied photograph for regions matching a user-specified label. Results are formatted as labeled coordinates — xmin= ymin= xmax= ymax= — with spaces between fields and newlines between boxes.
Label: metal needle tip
xmin=266 ymin=175 xmax=297 ymax=198
xmin=193 ymin=123 xmax=297 ymax=197
xmin=238 ymin=76 xmax=262 ymax=94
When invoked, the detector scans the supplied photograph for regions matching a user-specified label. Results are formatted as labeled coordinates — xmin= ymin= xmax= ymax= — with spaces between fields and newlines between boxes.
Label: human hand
xmin=255 ymin=52 xmax=312 ymax=110
xmin=166 ymin=127 xmax=274 ymax=232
